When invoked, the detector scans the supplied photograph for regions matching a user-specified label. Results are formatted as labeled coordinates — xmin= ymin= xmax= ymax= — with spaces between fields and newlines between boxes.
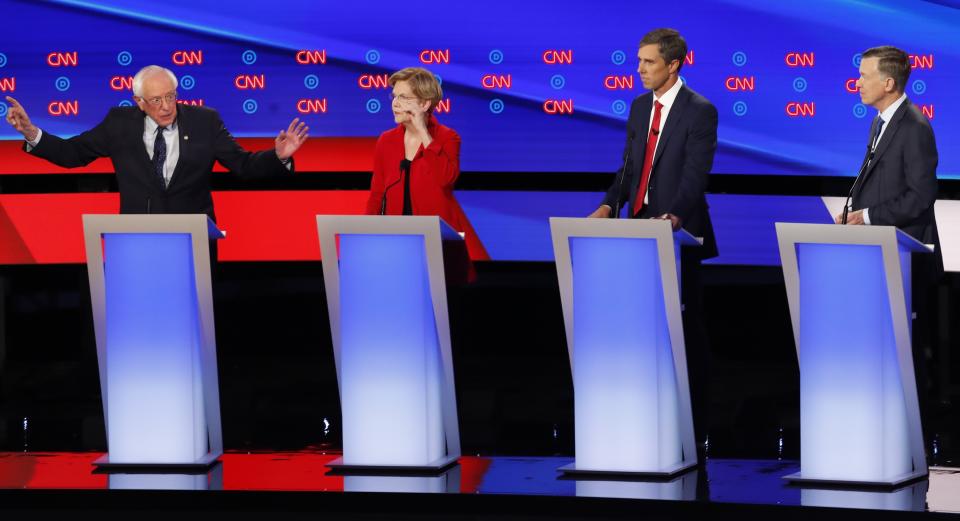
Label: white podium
xmin=317 ymin=215 xmax=463 ymax=472
xmin=82 ymin=214 xmax=224 ymax=468
xmin=776 ymin=223 xmax=932 ymax=486
xmin=551 ymin=218 xmax=700 ymax=477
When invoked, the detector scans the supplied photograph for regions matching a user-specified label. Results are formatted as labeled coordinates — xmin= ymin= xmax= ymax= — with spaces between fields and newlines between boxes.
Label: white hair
xmin=132 ymin=65 xmax=178 ymax=97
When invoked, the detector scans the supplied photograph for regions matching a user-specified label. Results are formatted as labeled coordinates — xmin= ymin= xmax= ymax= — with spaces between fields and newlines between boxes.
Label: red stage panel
xmin=0 ymin=191 xmax=371 ymax=264
xmin=0 ymin=137 xmax=377 ymax=175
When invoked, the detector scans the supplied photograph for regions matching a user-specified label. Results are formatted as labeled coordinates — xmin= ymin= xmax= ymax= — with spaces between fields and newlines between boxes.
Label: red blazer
xmin=365 ymin=114 xmax=490 ymax=260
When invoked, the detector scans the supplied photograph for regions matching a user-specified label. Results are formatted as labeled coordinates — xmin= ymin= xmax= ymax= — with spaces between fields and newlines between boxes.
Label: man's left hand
xmin=276 ymin=118 xmax=309 ymax=160
xmin=656 ymin=213 xmax=683 ymax=231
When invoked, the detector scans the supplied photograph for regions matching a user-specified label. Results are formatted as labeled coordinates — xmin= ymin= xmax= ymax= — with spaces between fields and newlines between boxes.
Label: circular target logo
xmin=242 ymin=99 xmax=258 ymax=114
xmin=912 ymin=80 xmax=927 ymax=95
xmin=118 ymin=100 xmax=134 ymax=107
xmin=241 ymin=50 xmax=257 ymax=65
xmin=611 ymin=99 xmax=628 ymax=115
xmin=852 ymin=103 xmax=868 ymax=118
xmin=0 ymin=101 xmax=8 ymax=117
xmin=180 ymin=74 xmax=196 ymax=90
xmin=733 ymin=101 xmax=748 ymax=116
xmin=732 ymin=51 xmax=748 ymax=67
xmin=489 ymin=49 xmax=504 ymax=64
xmin=550 ymin=74 xmax=566 ymax=90
xmin=792 ymin=77 xmax=808 ymax=93
xmin=365 ymin=50 xmax=381 ymax=65
xmin=852 ymin=53 xmax=862 ymax=68
xmin=366 ymin=98 xmax=381 ymax=113
xmin=434 ymin=73 xmax=442 ymax=85
xmin=611 ymin=50 xmax=627 ymax=65
xmin=55 ymin=76 xmax=71 ymax=91
xmin=304 ymin=74 xmax=319 ymax=90
xmin=117 ymin=51 xmax=133 ymax=66
xmin=489 ymin=98 xmax=505 ymax=114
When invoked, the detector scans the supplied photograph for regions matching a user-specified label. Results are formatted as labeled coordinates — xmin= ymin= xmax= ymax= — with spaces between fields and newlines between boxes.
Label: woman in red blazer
xmin=365 ymin=67 xmax=490 ymax=260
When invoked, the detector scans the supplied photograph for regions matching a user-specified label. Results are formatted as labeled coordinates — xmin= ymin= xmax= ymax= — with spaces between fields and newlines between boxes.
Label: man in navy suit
xmin=589 ymin=28 xmax=718 ymax=460
xmin=5 ymin=65 xmax=308 ymax=220
xmin=837 ymin=46 xmax=941 ymax=452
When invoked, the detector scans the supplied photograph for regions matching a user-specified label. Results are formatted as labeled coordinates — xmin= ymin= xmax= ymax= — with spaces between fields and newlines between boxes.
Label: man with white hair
xmin=5 ymin=65 xmax=308 ymax=218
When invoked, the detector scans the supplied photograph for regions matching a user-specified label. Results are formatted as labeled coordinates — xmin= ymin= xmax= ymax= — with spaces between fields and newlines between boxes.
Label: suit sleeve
xmin=365 ymin=136 xmax=387 ymax=215
xmin=26 ymin=110 xmax=113 ymax=167
xmin=418 ymin=130 xmax=460 ymax=188
xmin=212 ymin=111 xmax=291 ymax=179
xmin=867 ymin=121 xmax=938 ymax=227
xmin=669 ymin=102 xmax=717 ymax=221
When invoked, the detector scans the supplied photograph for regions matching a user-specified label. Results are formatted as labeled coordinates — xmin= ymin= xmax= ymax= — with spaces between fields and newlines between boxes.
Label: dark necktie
xmin=634 ymin=100 xmax=663 ymax=216
xmin=153 ymin=126 xmax=167 ymax=188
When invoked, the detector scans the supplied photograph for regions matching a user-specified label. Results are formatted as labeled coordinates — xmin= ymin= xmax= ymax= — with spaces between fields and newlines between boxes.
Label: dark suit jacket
xmin=852 ymin=98 xmax=941 ymax=268
xmin=26 ymin=104 xmax=291 ymax=219
xmin=602 ymin=84 xmax=719 ymax=259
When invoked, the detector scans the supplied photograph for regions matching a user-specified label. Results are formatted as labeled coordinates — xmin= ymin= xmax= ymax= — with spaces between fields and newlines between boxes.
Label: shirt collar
xmin=878 ymin=93 xmax=907 ymax=124
xmin=653 ymin=77 xmax=683 ymax=110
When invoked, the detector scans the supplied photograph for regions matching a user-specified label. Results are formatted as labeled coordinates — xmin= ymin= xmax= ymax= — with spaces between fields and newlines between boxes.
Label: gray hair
xmin=132 ymin=65 xmax=178 ymax=97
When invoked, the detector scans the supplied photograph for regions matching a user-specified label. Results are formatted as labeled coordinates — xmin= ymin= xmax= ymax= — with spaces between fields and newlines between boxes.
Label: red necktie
xmin=633 ymin=100 xmax=663 ymax=216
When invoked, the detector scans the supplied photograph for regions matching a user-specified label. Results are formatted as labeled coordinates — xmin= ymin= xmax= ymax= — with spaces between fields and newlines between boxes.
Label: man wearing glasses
xmin=4 ymin=65 xmax=308 ymax=219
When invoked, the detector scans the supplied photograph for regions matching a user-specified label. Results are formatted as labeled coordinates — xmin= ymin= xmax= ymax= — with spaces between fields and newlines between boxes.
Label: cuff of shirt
xmin=25 ymin=128 xmax=43 ymax=151
xmin=863 ymin=208 xmax=871 ymax=225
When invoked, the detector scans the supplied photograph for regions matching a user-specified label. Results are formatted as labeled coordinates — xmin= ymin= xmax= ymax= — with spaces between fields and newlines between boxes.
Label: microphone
xmin=841 ymin=144 xmax=873 ymax=225
xmin=612 ymin=130 xmax=636 ymax=219
xmin=378 ymin=161 xmax=406 ymax=215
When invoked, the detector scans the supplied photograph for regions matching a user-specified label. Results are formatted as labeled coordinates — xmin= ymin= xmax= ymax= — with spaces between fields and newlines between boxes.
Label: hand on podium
xmin=587 ymin=205 xmax=612 ymax=218
xmin=655 ymin=213 xmax=683 ymax=231
xmin=834 ymin=209 xmax=865 ymax=225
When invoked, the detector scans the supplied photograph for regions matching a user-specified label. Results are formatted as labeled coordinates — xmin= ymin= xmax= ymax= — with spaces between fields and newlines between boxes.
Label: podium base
xmin=325 ymin=455 xmax=459 ymax=476
xmin=559 ymin=460 xmax=697 ymax=479
xmin=93 ymin=452 xmax=221 ymax=471
xmin=783 ymin=469 xmax=928 ymax=488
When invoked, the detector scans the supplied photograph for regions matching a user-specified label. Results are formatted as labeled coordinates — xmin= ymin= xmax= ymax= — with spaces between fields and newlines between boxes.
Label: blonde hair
xmin=389 ymin=67 xmax=442 ymax=111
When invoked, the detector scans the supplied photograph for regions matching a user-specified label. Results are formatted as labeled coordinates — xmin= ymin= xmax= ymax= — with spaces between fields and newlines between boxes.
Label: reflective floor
xmin=0 ymin=452 xmax=957 ymax=514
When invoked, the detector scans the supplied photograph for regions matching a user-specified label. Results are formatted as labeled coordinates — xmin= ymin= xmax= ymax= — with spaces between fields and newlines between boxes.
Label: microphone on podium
xmin=612 ymin=130 xmax=636 ymax=219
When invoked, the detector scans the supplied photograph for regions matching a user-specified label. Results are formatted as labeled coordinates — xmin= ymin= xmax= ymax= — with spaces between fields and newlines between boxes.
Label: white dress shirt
xmin=643 ymin=77 xmax=683 ymax=204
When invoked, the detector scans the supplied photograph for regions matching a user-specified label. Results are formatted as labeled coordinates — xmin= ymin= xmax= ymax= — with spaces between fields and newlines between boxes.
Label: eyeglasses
xmin=139 ymin=93 xmax=178 ymax=107
xmin=389 ymin=93 xmax=418 ymax=103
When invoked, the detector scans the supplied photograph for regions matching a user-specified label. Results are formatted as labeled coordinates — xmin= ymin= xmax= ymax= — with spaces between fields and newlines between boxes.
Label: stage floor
xmin=0 ymin=451 xmax=957 ymax=517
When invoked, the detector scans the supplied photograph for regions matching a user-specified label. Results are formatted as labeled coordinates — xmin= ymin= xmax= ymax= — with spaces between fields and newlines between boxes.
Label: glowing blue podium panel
xmin=82 ymin=214 xmax=224 ymax=468
xmin=776 ymin=223 xmax=932 ymax=487
xmin=550 ymin=218 xmax=700 ymax=477
xmin=317 ymin=216 xmax=462 ymax=472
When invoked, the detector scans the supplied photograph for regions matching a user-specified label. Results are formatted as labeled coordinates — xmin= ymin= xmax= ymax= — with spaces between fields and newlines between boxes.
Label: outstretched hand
xmin=4 ymin=96 xmax=39 ymax=142
xmin=275 ymin=118 xmax=309 ymax=160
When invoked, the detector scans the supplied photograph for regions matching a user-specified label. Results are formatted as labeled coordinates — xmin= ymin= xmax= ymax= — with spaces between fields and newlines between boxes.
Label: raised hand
xmin=4 ymin=96 xmax=39 ymax=141
xmin=275 ymin=118 xmax=309 ymax=160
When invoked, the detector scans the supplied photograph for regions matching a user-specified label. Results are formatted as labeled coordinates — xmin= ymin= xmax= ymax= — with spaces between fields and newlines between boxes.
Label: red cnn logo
xmin=785 ymin=102 xmax=815 ymax=117
xmin=785 ymin=52 xmax=815 ymax=67
xmin=845 ymin=79 xmax=859 ymax=93
xmin=0 ymin=77 xmax=15 ymax=92
xmin=909 ymin=54 xmax=934 ymax=69
xmin=235 ymin=74 xmax=265 ymax=90
xmin=177 ymin=99 xmax=204 ymax=106
xmin=920 ymin=104 xmax=934 ymax=119
xmin=542 ymin=50 xmax=573 ymax=64
xmin=172 ymin=50 xmax=203 ymax=65
xmin=684 ymin=50 xmax=695 ymax=66
xmin=481 ymin=74 xmax=512 ymax=89
xmin=110 ymin=76 xmax=133 ymax=91
xmin=297 ymin=98 xmax=328 ymax=114
xmin=358 ymin=74 xmax=390 ymax=89
xmin=48 ymin=100 xmax=79 ymax=116
xmin=419 ymin=49 xmax=450 ymax=64
xmin=725 ymin=76 xmax=755 ymax=91
xmin=603 ymin=75 xmax=633 ymax=90
xmin=46 ymin=52 xmax=78 ymax=67
xmin=434 ymin=99 xmax=451 ymax=113
xmin=543 ymin=99 xmax=574 ymax=114
xmin=296 ymin=50 xmax=327 ymax=64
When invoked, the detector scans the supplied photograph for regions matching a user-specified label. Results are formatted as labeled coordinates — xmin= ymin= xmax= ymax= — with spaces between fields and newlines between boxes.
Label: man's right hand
xmin=587 ymin=205 xmax=613 ymax=218
xmin=5 ymin=96 xmax=39 ymax=142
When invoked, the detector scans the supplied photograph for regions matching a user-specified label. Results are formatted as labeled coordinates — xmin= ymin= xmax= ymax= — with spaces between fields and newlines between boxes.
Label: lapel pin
xmin=184 ymin=135 xmax=189 ymax=140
